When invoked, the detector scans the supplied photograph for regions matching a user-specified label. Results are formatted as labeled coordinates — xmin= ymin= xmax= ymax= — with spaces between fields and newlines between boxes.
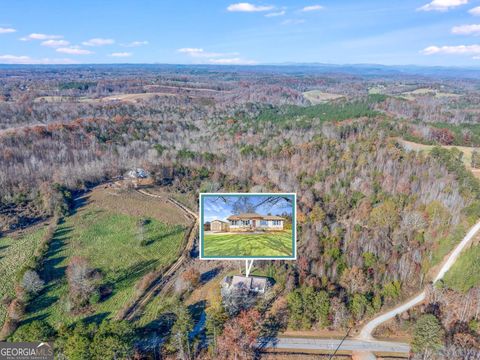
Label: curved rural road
xmin=268 ymin=220 xmax=480 ymax=357
xmin=358 ymin=219 xmax=480 ymax=341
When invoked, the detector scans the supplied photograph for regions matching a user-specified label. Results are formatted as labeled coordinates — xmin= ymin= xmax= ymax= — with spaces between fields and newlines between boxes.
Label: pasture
xmin=21 ymin=188 xmax=187 ymax=327
xmin=0 ymin=226 xmax=46 ymax=326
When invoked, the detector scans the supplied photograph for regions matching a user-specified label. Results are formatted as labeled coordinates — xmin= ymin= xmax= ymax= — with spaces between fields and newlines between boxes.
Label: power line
xmin=328 ymin=327 xmax=352 ymax=360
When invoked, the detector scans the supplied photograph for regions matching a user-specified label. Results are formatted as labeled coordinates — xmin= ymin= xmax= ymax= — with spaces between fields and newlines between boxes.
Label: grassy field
xmin=303 ymin=90 xmax=345 ymax=104
xmin=21 ymin=188 xmax=187 ymax=328
xmin=443 ymin=243 xmax=480 ymax=293
xmin=203 ymin=231 xmax=293 ymax=258
xmin=0 ymin=226 xmax=47 ymax=326
xmin=396 ymin=138 xmax=480 ymax=178
xmin=400 ymin=88 xmax=460 ymax=100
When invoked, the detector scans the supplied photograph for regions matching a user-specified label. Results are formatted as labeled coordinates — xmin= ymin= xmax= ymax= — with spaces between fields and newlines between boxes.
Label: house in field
xmin=226 ymin=213 xmax=285 ymax=232
xmin=124 ymin=168 xmax=153 ymax=188
xmin=210 ymin=219 xmax=229 ymax=232
xmin=222 ymin=275 xmax=270 ymax=294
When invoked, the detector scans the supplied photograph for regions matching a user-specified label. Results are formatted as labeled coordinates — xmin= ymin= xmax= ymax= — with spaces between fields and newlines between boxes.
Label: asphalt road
xmin=263 ymin=337 xmax=410 ymax=353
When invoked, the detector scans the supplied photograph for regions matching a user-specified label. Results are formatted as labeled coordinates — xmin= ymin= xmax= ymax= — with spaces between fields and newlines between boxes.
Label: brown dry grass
xmin=88 ymin=186 xmax=191 ymax=226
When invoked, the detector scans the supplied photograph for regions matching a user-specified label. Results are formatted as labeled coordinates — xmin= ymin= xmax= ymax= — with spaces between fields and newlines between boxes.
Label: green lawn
xmin=443 ymin=243 xmax=480 ymax=293
xmin=203 ymin=231 xmax=294 ymax=258
xmin=0 ymin=227 xmax=47 ymax=326
xmin=22 ymin=207 xmax=186 ymax=328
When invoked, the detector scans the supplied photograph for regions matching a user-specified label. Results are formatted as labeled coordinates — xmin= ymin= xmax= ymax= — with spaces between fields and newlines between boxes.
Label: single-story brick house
xmin=226 ymin=212 xmax=285 ymax=232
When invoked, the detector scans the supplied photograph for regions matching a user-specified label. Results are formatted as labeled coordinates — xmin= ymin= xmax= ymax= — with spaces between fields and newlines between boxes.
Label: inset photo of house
xmin=199 ymin=193 xmax=296 ymax=259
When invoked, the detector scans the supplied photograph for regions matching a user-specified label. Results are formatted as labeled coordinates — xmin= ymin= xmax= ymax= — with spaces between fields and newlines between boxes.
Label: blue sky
xmin=1 ymin=0 xmax=480 ymax=66
xmin=203 ymin=195 xmax=293 ymax=223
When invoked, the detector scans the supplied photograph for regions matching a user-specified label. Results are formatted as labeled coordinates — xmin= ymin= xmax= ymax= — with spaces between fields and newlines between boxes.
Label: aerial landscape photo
xmin=2 ymin=0 xmax=480 ymax=359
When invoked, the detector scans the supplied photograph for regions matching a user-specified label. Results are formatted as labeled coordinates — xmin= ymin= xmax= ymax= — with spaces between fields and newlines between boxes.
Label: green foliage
xmin=90 ymin=321 xmax=134 ymax=360
xmin=443 ymin=243 xmax=480 ymax=293
xmin=381 ymin=281 xmax=401 ymax=301
xmin=412 ymin=314 xmax=444 ymax=353
xmin=153 ymin=144 xmax=168 ymax=155
xmin=52 ymin=183 xmax=74 ymax=216
xmin=11 ymin=320 xmax=55 ymax=342
xmin=205 ymin=305 xmax=228 ymax=338
xmin=58 ymin=320 xmax=134 ymax=360
xmin=362 ymin=252 xmax=377 ymax=269
xmin=287 ymin=286 xmax=331 ymax=329
xmin=166 ymin=304 xmax=194 ymax=357
xmin=350 ymin=293 xmax=368 ymax=321
xmin=177 ymin=149 xmax=196 ymax=160
xmin=59 ymin=81 xmax=96 ymax=91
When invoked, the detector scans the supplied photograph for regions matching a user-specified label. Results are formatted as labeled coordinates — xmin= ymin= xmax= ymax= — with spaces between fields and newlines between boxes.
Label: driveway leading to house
xmin=203 ymin=231 xmax=293 ymax=257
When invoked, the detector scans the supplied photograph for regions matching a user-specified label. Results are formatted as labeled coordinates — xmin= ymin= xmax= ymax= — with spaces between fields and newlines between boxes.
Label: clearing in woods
xmin=20 ymin=187 xmax=188 ymax=328
xmin=397 ymin=138 xmax=480 ymax=178
xmin=303 ymin=90 xmax=345 ymax=104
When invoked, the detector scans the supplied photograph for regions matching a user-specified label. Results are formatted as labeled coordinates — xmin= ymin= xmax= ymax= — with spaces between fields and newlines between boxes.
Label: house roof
xmin=211 ymin=219 xmax=228 ymax=223
xmin=263 ymin=215 xmax=285 ymax=220
xmin=226 ymin=213 xmax=285 ymax=221
xmin=229 ymin=275 xmax=268 ymax=292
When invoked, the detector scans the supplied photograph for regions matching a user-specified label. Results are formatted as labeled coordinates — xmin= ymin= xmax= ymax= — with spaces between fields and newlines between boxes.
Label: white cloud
xmin=301 ymin=5 xmax=324 ymax=12
xmin=121 ymin=40 xmax=148 ymax=47
xmin=20 ymin=33 xmax=63 ymax=41
xmin=207 ymin=58 xmax=257 ymax=65
xmin=41 ymin=39 xmax=70 ymax=47
xmin=281 ymin=18 xmax=305 ymax=25
xmin=177 ymin=48 xmax=238 ymax=58
xmin=469 ymin=6 xmax=480 ymax=15
xmin=265 ymin=10 xmax=286 ymax=17
xmin=82 ymin=38 xmax=114 ymax=46
xmin=56 ymin=47 xmax=93 ymax=55
xmin=418 ymin=0 xmax=468 ymax=12
xmin=0 ymin=54 xmax=76 ymax=64
xmin=227 ymin=2 xmax=274 ymax=12
xmin=110 ymin=52 xmax=132 ymax=57
xmin=452 ymin=24 xmax=480 ymax=35
xmin=421 ymin=44 xmax=480 ymax=55
xmin=0 ymin=27 xmax=16 ymax=34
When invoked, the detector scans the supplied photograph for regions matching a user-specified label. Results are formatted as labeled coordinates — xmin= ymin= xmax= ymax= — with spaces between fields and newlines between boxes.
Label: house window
xmin=260 ymin=220 xmax=268 ymax=226
xmin=273 ymin=220 xmax=281 ymax=226
xmin=231 ymin=220 xmax=240 ymax=225
xmin=241 ymin=220 xmax=250 ymax=226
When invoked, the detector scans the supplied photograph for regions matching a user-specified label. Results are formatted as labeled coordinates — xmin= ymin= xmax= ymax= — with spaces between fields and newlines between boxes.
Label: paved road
xmin=263 ymin=337 xmax=410 ymax=353
xmin=358 ymin=219 xmax=480 ymax=341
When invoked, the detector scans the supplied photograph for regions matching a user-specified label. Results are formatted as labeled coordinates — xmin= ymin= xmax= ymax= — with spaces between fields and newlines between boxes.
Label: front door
xmin=252 ymin=220 xmax=256 ymax=229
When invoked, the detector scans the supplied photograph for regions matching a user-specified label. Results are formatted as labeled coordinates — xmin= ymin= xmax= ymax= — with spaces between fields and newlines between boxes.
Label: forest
xmin=1 ymin=65 xmax=480 ymax=359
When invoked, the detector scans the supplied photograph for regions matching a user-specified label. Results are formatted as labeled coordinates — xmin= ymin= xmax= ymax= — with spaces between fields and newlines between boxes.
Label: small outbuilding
xmin=210 ymin=220 xmax=229 ymax=232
